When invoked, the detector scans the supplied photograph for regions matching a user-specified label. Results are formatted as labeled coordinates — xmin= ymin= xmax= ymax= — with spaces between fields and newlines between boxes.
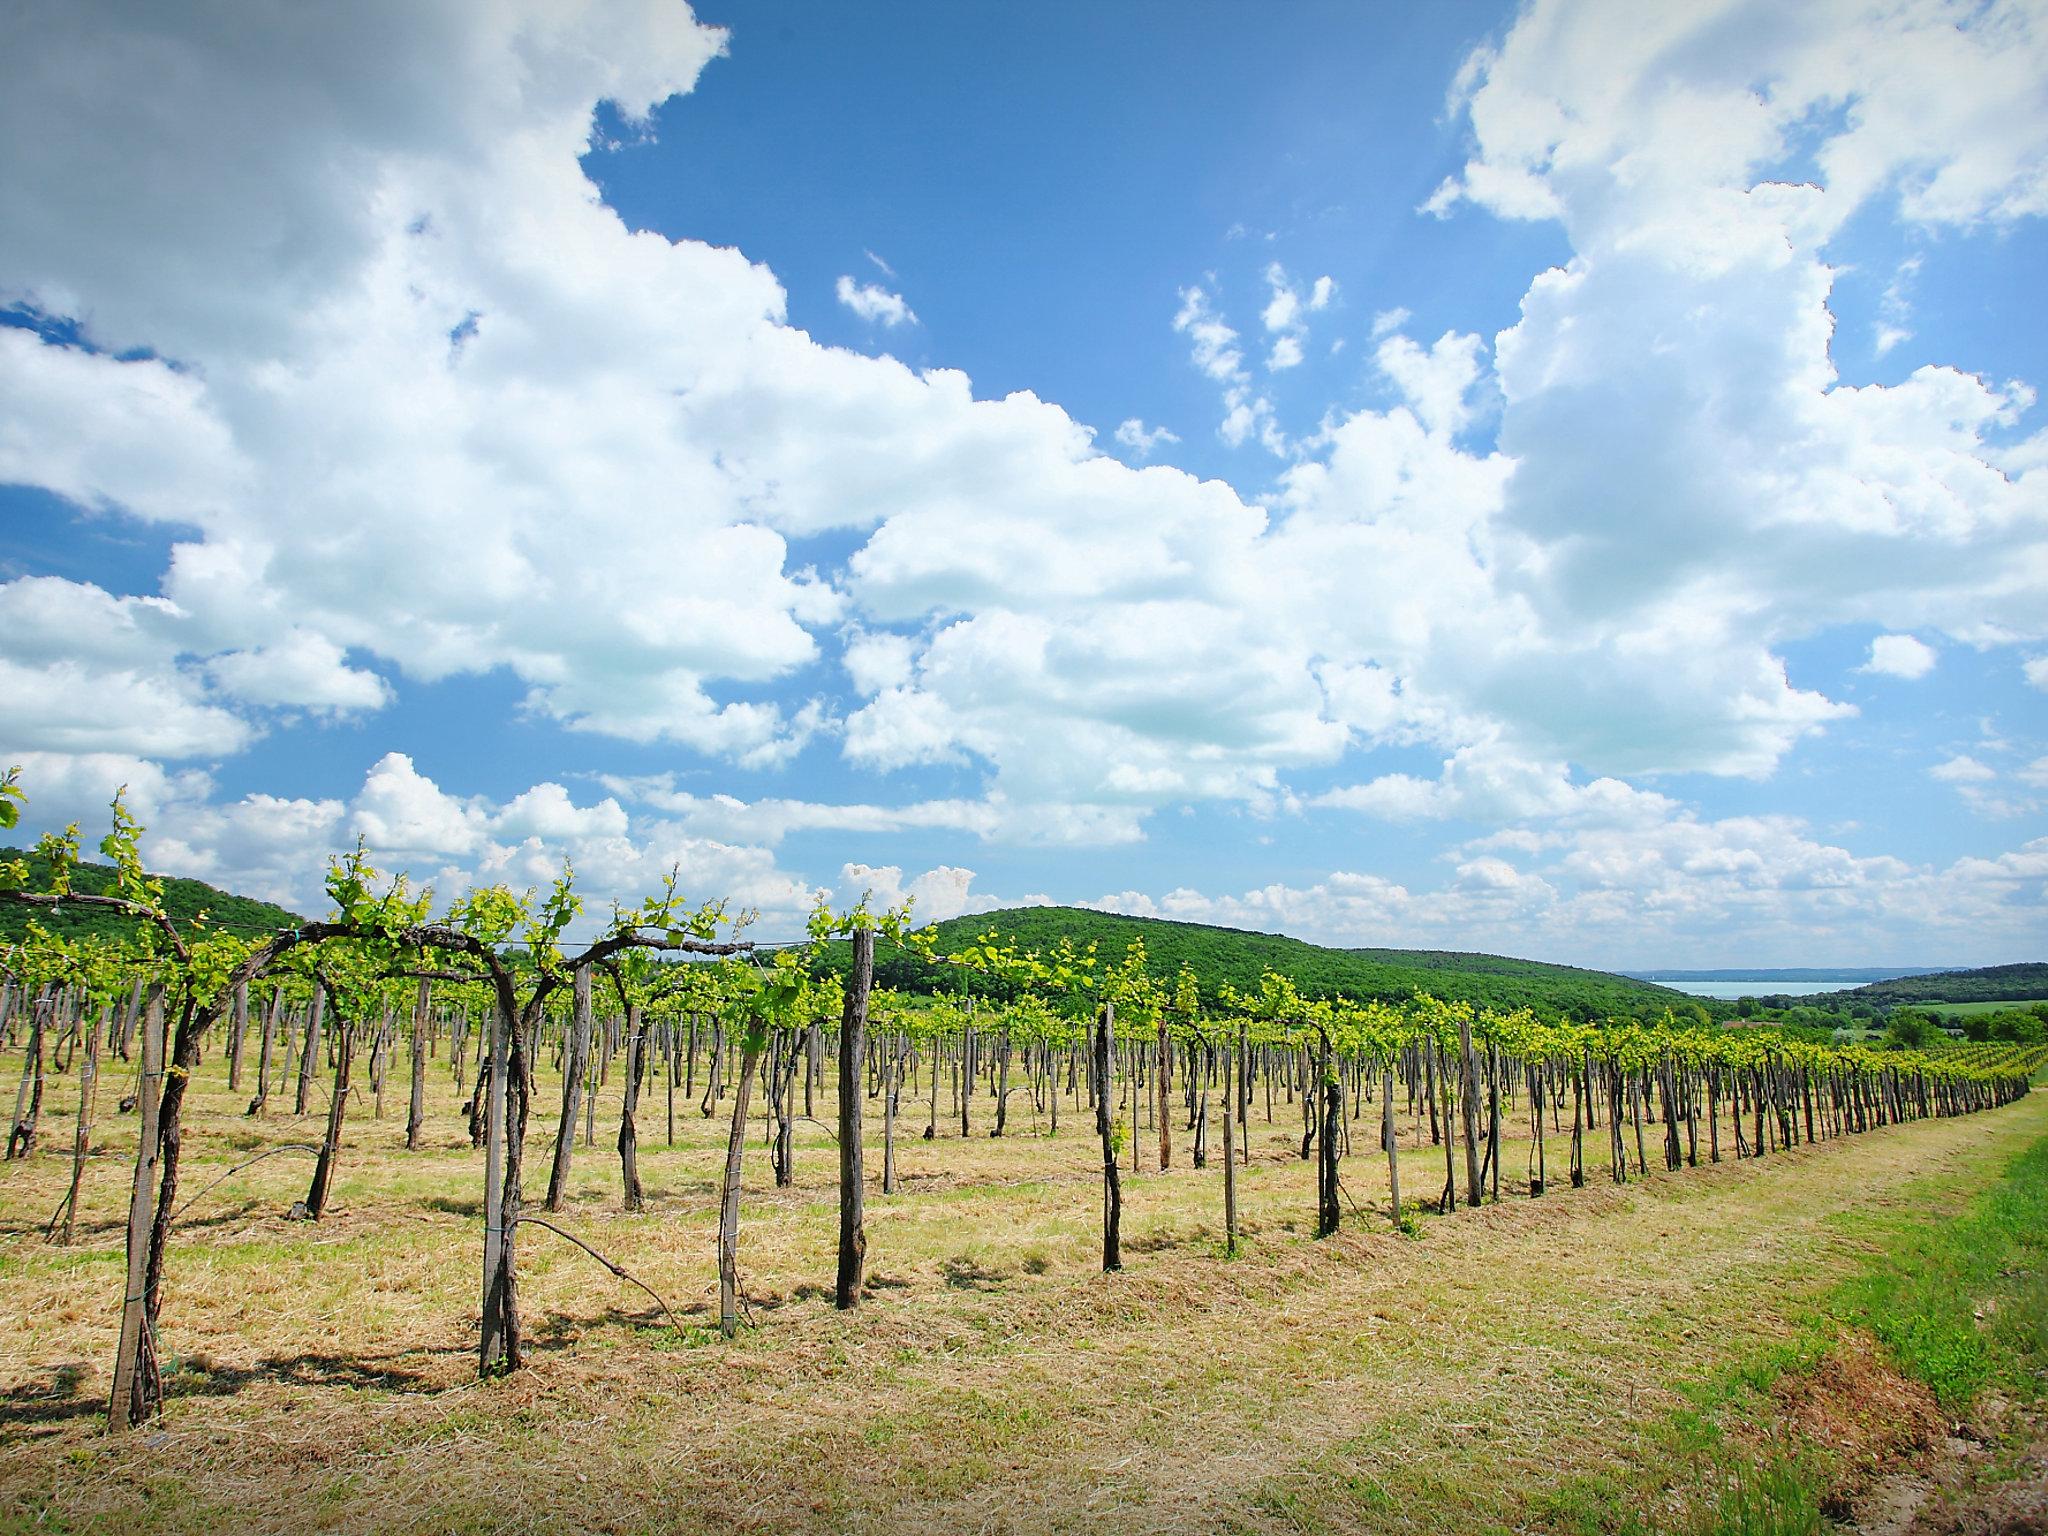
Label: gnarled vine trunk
xmin=836 ymin=927 xmax=872 ymax=1308
xmin=1095 ymin=1000 xmax=1121 ymax=1271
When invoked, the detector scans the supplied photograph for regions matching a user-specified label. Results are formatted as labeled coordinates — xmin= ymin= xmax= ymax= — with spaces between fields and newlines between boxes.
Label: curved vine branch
xmin=512 ymin=1215 xmax=689 ymax=1337
xmin=166 ymin=1143 xmax=325 ymax=1227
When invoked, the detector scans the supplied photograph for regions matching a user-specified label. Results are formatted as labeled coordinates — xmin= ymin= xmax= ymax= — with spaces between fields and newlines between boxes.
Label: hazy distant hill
xmin=1627 ymin=967 xmax=1957 ymax=984
xmin=821 ymin=905 xmax=1696 ymax=1019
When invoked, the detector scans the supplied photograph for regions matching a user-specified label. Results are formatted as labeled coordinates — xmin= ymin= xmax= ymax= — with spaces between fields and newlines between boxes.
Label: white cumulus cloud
xmin=1113 ymin=418 xmax=1180 ymax=458
xmin=834 ymin=273 xmax=917 ymax=327
xmin=1860 ymin=633 xmax=1938 ymax=679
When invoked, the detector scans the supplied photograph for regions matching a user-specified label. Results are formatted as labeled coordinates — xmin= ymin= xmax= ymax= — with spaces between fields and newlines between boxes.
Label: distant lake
xmin=1659 ymin=980 xmax=1846 ymax=999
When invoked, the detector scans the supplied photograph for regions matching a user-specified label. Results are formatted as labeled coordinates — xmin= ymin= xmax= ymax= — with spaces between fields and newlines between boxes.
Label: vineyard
xmin=2 ymin=788 xmax=2045 ymax=1531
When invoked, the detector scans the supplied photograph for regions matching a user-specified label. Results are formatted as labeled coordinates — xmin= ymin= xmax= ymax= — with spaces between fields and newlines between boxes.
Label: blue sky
xmin=1 ymin=0 xmax=2044 ymax=967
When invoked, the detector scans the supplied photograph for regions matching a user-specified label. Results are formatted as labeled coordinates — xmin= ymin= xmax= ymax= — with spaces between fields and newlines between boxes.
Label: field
xmin=3 ymin=1030 xmax=2045 ymax=1534
xmin=1906 ymin=998 xmax=2048 ymax=1018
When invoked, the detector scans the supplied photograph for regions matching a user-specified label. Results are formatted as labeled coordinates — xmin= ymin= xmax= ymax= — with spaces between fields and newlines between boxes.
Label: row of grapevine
xmin=1 ymin=781 xmax=2038 ymax=1433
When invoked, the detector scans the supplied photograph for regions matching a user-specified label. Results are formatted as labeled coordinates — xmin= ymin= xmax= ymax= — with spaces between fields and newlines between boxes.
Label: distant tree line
xmin=816 ymin=906 xmax=1712 ymax=1023
xmin=0 ymin=847 xmax=303 ymax=946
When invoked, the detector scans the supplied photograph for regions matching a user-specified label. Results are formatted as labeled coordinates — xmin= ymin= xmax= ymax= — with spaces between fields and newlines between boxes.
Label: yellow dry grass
xmin=0 ymin=1037 xmax=2041 ymax=1533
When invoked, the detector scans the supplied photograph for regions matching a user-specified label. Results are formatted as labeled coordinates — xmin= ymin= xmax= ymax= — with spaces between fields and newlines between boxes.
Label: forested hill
xmin=1823 ymin=963 xmax=2048 ymax=1007
xmin=830 ymin=905 xmax=1696 ymax=1019
xmin=0 ymin=847 xmax=304 ymax=946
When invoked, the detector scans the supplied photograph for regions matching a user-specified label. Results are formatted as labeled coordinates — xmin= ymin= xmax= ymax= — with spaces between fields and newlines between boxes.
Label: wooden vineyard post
xmin=1045 ymin=1038 xmax=1059 ymax=1136
xmin=406 ymin=978 xmax=430 ymax=1151
xmin=109 ymin=984 xmax=165 ymax=1429
xmin=960 ymin=1006 xmax=973 ymax=1139
xmin=302 ymin=986 xmax=356 ymax=1219
xmin=49 ymin=995 xmax=103 ymax=1244
xmin=293 ymin=984 xmax=323 ymax=1116
xmin=1383 ymin=1065 xmax=1402 ymax=1229
xmin=1570 ymin=1054 xmax=1587 ymax=1188
xmin=5 ymin=993 xmax=46 ymax=1159
xmin=1237 ymin=1022 xmax=1250 ymax=1165
xmin=993 ymin=1027 xmax=1011 ymax=1137
xmin=226 ymin=980 xmax=248 ymax=1093
xmin=837 ymin=927 xmax=872 ymax=1309
xmin=478 ymin=1000 xmax=514 ymax=1375
xmin=1156 ymin=1015 xmax=1172 ymax=1171
xmin=1129 ymin=1038 xmax=1141 ymax=1178
xmin=718 ymin=1018 xmax=765 ymax=1337
xmin=618 ymin=1003 xmax=645 ymax=1212
xmin=250 ymin=985 xmax=280 ymax=1116
xmin=883 ymin=1028 xmax=900 ymax=1195
xmin=1316 ymin=1033 xmax=1340 ymax=1238
xmin=667 ymin=1021 xmax=679 ymax=1147
xmin=1096 ymin=1000 xmax=1122 ymax=1271
xmin=1608 ymin=1065 xmax=1628 ymax=1183
xmin=1220 ymin=1035 xmax=1239 ymax=1254
xmin=1458 ymin=1015 xmax=1482 ymax=1208
xmin=544 ymin=965 xmax=592 ymax=1211
xmin=1486 ymin=1048 xmax=1501 ymax=1202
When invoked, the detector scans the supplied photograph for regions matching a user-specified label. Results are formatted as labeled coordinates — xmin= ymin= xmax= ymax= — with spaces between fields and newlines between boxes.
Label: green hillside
xmin=0 ymin=846 xmax=304 ymax=948
xmin=1842 ymin=962 xmax=2048 ymax=1005
xmin=822 ymin=904 xmax=1698 ymax=1020
xmin=1750 ymin=962 xmax=2048 ymax=1011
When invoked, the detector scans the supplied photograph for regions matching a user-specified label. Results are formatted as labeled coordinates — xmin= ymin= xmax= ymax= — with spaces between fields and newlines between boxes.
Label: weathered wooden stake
xmin=109 ymin=985 xmax=165 ymax=1429
xmin=1458 ymin=1015 xmax=1482 ymax=1208
xmin=1096 ymin=1000 xmax=1122 ymax=1271
xmin=1220 ymin=1036 xmax=1239 ymax=1254
xmin=836 ymin=927 xmax=873 ymax=1309
xmin=1383 ymin=1065 xmax=1402 ymax=1229
xmin=544 ymin=965 xmax=592 ymax=1211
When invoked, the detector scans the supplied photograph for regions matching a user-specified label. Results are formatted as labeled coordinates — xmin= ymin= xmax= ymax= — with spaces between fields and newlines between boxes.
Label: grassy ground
xmin=0 ymin=1033 xmax=2042 ymax=1533
xmin=1904 ymin=997 xmax=2048 ymax=1018
xmin=1916 ymin=999 xmax=2048 ymax=1024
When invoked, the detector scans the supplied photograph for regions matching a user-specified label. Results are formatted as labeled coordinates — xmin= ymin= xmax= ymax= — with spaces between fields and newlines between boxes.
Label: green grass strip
xmin=1826 ymin=1130 xmax=2048 ymax=1412
xmin=1537 ymin=1128 xmax=2048 ymax=1535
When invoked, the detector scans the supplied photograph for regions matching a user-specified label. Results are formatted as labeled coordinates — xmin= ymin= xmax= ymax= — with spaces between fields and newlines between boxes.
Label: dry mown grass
xmin=0 ymin=1039 xmax=2042 ymax=1533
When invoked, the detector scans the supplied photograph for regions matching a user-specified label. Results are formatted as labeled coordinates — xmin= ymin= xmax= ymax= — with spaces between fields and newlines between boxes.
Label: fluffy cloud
xmin=1340 ymin=0 xmax=2048 ymax=781
xmin=1860 ymin=633 xmax=1939 ymax=679
xmin=1926 ymin=753 xmax=2043 ymax=819
xmin=0 ymin=4 xmax=834 ymax=759
xmin=1930 ymin=754 xmax=1996 ymax=784
xmin=1259 ymin=263 xmax=1334 ymax=372
xmin=834 ymin=274 xmax=917 ymax=327
xmin=837 ymin=862 xmax=988 ymax=923
xmin=1096 ymin=813 xmax=2048 ymax=968
xmin=2 ymin=0 xmax=2045 ymax=964
xmin=0 ymin=328 xmax=244 ymax=523
xmin=1173 ymin=284 xmax=1243 ymax=381
xmin=1112 ymin=417 xmax=1180 ymax=458
xmin=1434 ymin=0 xmax=2048 ymax=241
xmin=15 ymin=0 xmax=2038 ymax=827
xmin=1173 ymin=283 xmax=1285 ymax=452
xmin=207 ymin=630 xmax=391 ymax=712
xmin=97 ymin=751 xmax=826 ymax=923
xmin=1315 ymin=745 xmax=1677 ymax=828
xmin=600 ymin=774 xmax=1003 ymax=843
xmin=1373 ymin=329 xmax=1487 ymax=436
xmin=0 ymin=577 xmax=253 ymax=758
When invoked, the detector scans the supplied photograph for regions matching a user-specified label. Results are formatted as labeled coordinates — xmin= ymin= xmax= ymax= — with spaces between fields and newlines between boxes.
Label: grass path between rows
xmin=1 ymin=1083 xmax=2042 ymax=1534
